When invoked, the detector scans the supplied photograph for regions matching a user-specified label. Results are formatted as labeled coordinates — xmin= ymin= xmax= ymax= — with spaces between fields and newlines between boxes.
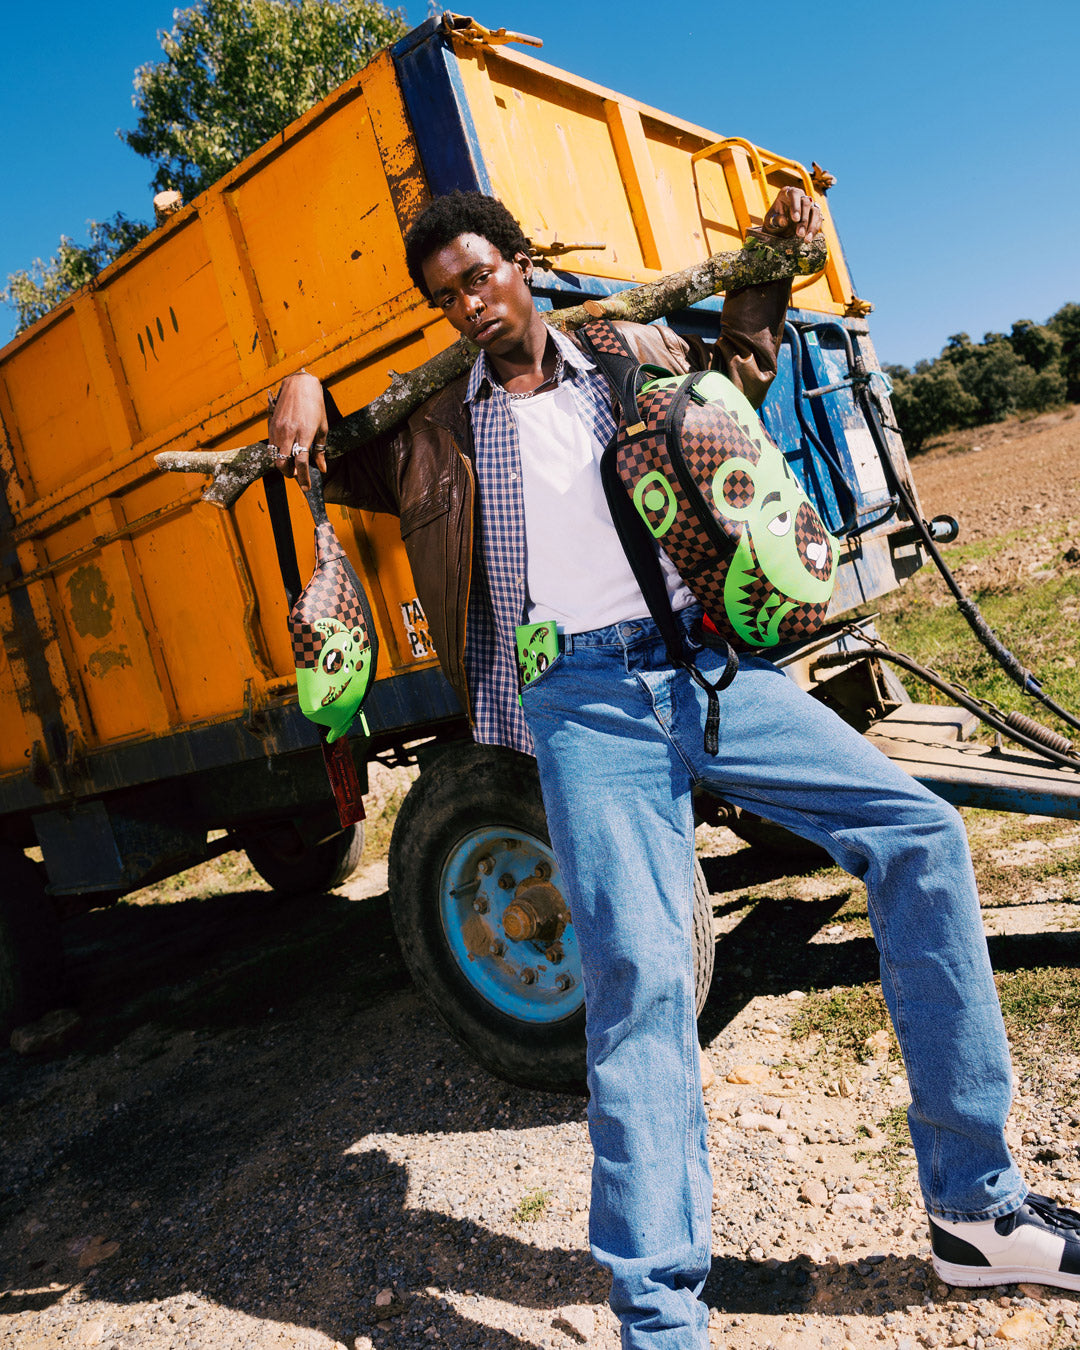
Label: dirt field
xmin=905 ymin=405 xmax=1080 ymax=584
xmin=2 ymin=412 xmax=1078 ymax=1350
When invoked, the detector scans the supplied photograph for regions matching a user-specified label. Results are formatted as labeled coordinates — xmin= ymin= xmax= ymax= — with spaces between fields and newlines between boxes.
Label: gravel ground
xmin=2 ymin=810 xmax=1078 ymax=1350
xmin=3 ymin=415 xmax=1080 ymax=1350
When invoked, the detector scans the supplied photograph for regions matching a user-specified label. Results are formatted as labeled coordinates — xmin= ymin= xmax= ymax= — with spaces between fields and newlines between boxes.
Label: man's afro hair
xmin=404 ymin=191 xmax=532 ymax=300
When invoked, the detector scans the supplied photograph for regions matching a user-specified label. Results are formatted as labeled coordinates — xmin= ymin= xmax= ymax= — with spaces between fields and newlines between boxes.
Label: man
xmin=269 ymin=189 xmax=1080 ymax=1348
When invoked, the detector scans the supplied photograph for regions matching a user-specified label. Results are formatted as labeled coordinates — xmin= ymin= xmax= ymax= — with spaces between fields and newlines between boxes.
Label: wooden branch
xmin=155 ymin=233 xmax=826 ymax=509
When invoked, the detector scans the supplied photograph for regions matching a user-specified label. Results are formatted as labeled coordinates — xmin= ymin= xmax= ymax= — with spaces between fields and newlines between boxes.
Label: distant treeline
xmin=884 ymin=303 xmax=1080 ymax=452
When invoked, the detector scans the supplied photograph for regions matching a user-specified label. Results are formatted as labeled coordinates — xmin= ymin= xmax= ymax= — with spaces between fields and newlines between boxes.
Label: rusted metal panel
xmin=365 ymin=50 xmax=431 ymax=235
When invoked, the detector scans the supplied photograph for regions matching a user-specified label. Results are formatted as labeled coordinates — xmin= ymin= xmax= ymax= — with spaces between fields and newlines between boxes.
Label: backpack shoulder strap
xmin=599 ymin=437 xmax=738 ymax=756
xmin=599 ymin=439 xmax=683 ymax=652
xmin=577 ymin=322 xmax=649 ymax=431
xmin=263 ymin=470 xmax=303 ymax=609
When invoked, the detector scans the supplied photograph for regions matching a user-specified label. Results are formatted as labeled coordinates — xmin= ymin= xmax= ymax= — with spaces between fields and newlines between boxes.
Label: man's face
xmin=421 ymin=233 xmax=540 ymax=357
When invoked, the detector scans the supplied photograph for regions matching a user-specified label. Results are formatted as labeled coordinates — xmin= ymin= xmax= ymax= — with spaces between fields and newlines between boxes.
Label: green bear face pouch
xmin=288 ymin=472 xmax=377 ymax=743
xmin=515 ymin=621 xmax=560 ymax=689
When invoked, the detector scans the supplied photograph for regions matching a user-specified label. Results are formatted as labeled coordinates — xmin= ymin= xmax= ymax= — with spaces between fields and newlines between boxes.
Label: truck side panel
xmin=0 ymin=21 xmax=917 ymax=827
xmin=0 ymin=50 xmax=450 ymax=807
xmin=440 ymin=37 xmax=857 ymax=316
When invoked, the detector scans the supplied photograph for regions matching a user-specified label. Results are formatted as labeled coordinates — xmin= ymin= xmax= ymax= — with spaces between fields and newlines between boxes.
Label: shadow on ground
xmin=1 ymin=882 xmax=595 ymax=1347
xmin=2 ymin=848 xmax=1077 ymax=1347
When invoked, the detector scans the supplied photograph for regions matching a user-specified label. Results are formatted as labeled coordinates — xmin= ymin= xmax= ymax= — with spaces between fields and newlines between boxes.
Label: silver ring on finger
xmin=291 ymin=442 xmax=306 ymax=458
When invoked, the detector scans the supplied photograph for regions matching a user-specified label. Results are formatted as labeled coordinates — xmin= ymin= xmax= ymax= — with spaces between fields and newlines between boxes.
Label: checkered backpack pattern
xmin=285 ymin=473 xmax=378 ymax=746
xmin=579 ymin=320 xmax=839 ymax=652
xmin=263 ymin=462 xmax=376 ymax=830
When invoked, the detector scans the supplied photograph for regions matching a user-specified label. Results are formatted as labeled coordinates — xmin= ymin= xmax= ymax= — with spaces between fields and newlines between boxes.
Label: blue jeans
xmin=519 ymin=607 xmax=1023 ymax=1349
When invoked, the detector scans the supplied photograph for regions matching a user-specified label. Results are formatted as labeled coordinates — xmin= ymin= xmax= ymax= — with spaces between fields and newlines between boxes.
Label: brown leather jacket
xmin=324 ymin=280 xmax=791 ymax=717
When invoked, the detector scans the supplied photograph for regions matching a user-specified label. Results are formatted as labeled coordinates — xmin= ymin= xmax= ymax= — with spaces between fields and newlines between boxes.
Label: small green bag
xmin=515 ymin=621 xmax=560 ymax=690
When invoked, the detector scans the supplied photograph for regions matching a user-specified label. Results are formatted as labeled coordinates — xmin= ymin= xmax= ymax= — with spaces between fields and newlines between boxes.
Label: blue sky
xmin=3 ymin=0 xmax=1078 ymax=365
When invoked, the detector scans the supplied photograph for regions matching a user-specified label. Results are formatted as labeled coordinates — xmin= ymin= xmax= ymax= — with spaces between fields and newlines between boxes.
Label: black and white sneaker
xmin=929 ymin=1193 xmax=1080 ymax=1290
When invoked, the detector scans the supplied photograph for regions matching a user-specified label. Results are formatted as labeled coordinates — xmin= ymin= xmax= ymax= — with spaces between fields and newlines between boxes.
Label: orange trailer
xmin=2 ymin=15 xmax=1074 ymax=1082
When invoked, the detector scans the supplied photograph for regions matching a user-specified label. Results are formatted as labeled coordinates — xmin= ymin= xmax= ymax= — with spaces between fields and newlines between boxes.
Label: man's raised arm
xmin=716 ymin=185 xmax=823 ymax=408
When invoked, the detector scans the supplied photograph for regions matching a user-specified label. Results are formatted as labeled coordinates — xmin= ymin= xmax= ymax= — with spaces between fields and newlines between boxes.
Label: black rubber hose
xmin=781 ymin=323 xmax=860 ymax=535
xmin=817 ymin=644 xmax=1080 ymax=772
xmin=856 ymin=382 xmax=1080 ymax=738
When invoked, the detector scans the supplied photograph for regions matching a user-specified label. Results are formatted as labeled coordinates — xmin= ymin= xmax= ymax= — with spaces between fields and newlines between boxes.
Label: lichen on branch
xmin=155 ymin=233 xmax=827 ymax=508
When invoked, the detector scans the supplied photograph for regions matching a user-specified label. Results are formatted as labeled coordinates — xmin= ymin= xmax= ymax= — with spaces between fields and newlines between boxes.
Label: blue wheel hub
xmin=438 ymin=826 xmax=583 ymax=1023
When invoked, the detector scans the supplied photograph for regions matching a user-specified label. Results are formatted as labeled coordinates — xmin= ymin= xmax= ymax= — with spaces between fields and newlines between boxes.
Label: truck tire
xmin=0 ymin=848 xmax=63 ymax=1038
xmin=387 ymin=743 xmax=715 ymax=1093
xmin=244 ymin=822 xmax=365 ymax=896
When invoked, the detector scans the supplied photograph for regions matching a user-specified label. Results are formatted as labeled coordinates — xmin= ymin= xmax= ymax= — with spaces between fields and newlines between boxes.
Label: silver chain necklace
xmin=506 ymin=350 xmax=564 ymax=400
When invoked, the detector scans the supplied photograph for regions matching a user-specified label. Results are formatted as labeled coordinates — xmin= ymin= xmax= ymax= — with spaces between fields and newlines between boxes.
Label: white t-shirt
xmin=512 ymin=381 xmax=693 ymax=633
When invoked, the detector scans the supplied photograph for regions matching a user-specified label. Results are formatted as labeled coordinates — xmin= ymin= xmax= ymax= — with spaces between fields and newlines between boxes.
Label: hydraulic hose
xmin=799 ymin=317 xmax=1080 ymax=740
xmin=781 ymin=323 xmax=860 ymax=535
xmin=817 ymin=641 xmax=1080 ymax=772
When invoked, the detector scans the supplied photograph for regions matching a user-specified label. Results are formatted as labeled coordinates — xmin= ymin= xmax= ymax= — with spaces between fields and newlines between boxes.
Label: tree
xmin=1 ymin=214 xmax=150 ymax=333
xmin=1009 ymin=319 xmax=1060 ymax=373
xmin=2 ymin=0 xmax=405 ymax=335
xmin=1047 ymin=302 xmax=1080 ymax=402
xmin=954 ymin=337 xmax=1063 ymax=424
xmin=888 ymin=306 xmax=1077 ymax=453
xmin=888 ymin=361 xmax=979 ymax=453
xmin=121 ymin=0 xmax=409 ymax=200
xmin=939 ymin=332 xmax=976 ymax=370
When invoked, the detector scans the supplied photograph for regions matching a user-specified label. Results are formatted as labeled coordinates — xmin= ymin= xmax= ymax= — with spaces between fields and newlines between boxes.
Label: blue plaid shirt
xmin=464 ymin=325 xmax=617 ymax=755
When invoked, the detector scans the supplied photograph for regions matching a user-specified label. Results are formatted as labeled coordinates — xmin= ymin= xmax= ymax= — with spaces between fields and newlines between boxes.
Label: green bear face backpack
xmin=578 ymin=319 xmax=842 ymax=753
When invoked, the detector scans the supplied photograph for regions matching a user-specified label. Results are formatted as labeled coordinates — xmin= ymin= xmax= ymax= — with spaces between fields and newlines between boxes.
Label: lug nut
xmin=519 ymin=967 xmax=537 ymax=985
xmin=490 ymin=940 xmax=505 ymax=957
xmin=555 ymin=974 xmax=574 ymax=992
xmin=498 ymin=872 xmax=515 ymax=890
xmin=472 ymin=897 xmax=489 ymax=914
xmin=476 ymin=856 xmax=494 ymax=875
xmin=533 ymin=860 xmax=552 ymax=880
xmin=503 ymin=902 xmax=536 ymax=942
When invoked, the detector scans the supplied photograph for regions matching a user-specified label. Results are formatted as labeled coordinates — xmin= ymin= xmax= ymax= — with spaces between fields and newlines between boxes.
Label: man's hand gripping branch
xmin=267 ymin=370 xmax=328 ymax=491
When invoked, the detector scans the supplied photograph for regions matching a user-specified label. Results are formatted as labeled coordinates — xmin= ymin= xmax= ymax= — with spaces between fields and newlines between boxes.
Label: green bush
xmin=888 ymin=309 xmax=1076 ymax=452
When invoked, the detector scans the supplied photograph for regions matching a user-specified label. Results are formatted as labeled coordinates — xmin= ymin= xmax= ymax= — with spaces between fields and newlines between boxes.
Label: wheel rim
xmin=438 ymin=827 xmax=584 ymax=1024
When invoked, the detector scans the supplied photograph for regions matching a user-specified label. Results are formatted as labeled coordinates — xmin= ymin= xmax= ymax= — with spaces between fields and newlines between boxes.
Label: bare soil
xmin=906 ymin=406 xmax=1080 ymax=591
xmin=2 ymin=416 xmax=1079 ymax=1350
